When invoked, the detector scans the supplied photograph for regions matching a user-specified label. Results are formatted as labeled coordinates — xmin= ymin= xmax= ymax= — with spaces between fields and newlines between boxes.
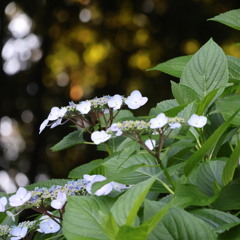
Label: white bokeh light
xmin=0 ymin=171 xmax=17 ymax=193
xmin=79 ymin=8 xmax=91 ymax=23
xmin=8 ymin=13 xmax=32 ymax=38
xmin=15 ymin=173 xmax=29 ymax=187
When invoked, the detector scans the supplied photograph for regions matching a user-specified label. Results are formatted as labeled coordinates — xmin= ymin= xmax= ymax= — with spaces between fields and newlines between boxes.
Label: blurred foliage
xmin=1 ymin=0 xmax=240 ymax=191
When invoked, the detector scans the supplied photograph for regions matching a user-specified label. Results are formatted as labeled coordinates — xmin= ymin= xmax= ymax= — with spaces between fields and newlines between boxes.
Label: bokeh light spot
xmin=70 ymin=85 xmax=83 ymax=101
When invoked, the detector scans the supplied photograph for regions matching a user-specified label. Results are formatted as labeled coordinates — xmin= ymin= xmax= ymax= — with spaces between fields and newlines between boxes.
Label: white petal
xmin=39 ymin=119 xmax=49 ymax=134
xmin=145 ymin=139 xmax=156 ymax=150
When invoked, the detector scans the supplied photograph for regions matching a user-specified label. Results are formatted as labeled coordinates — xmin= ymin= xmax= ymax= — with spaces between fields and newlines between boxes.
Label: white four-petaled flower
xmin=0 ymin=197 xmax=7 ymax=212
xmin=145 ymin=139 xmax=156 ymax=150
xmin=10 ymin=226 xmax=28 ymax=240
xmin=39 ymin=215 xmax=60 ymax=234
xmin=150 ymin=113 xmax=168 ymax=129
xmin=50 ymin=192 xmax=67 ymax=210
xmin=76 ymin=101 xmax=91 ymax=114
xmin=108 ymin=94 xmax=123 ymax=110
xmin=125 ymin=90 xmax=148 ymax=109
xmin=188 ymin=114 xmax=207 ymax=128
xmin=9 ymin=187 xmax=31 ymax=207
xmin=91 ymin=130 xmax=111 ymax=144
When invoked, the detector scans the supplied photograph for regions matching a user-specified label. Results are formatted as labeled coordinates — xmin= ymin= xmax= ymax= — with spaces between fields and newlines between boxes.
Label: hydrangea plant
xmin=1 ymin=9 xmax=240 ymax=240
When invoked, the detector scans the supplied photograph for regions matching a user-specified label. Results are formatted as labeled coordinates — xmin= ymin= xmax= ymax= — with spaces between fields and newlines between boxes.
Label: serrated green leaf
xmin=208 ymin=9 xmax=240 ymax=31
xmin=68 ymin=159 xmax=104 ymax=178
xmin=111 ymin=176 xmax=157 ymax=226
xmin=62 ymin=196 xmax=115 ymax=240
xmin=216 ymin=95 xmax=240 ymax=126
xmin=51 ymin=130 xmax=86 ymax=152
xmin=180 ymin=38 xmax=228 ymax=99
xmin=196 ymin=161 xmax=225 ymax=196
xmin=227 ymin=55 xmax=240 ymax=82
xmin=184 ymin=110 xmax=239 ymax=177
xmin=190 ymin=208 xmax=240 ymax=233
xmin=171 ymin=81 xmax=199 ymax=105
xmin=147 ymin=55 xmax=192 ymax=78
xmin=213 ymin=178 xmax=240 ymax=210
xmin=144 ymin=203 xmax=217 ymax=240
xmin=149 ymin=99 xmax=179 ymax=116
xmin=222 ymin=144 xmax=240 ymax=186
xmin=174 ymin=183 xmax=217 ymax=208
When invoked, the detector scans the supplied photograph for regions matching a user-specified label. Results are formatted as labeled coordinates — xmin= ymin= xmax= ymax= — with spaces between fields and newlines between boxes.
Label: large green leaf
xmin=147 ymin=55 xmax=192 ymax=78
xmin=51 ymin=130 xmax=86 ymax=152
xmin=111 ymin=176 xmax=157 ymax=226
xmin=63 ymin=196 xmax=115 ymax=240
xmin=184 ymin=110 xmax=239 ymax=177
xmin=227 ymin=55 xmax=240 ymax=82
xmin=68 ymin=159 xmax=104 ymax=178
xmin=216 ymin=95 xmax=240 ymax=126
xmin=208 ymin=9 xmax=240 ymax=31
xmin=174 ymin=183 xmax=217 ymax=208
xmin=190 ymin=208 xmax=240 ymax=233
xmin=180 ymin=38 xmax=228 ymax=99
xmin=103 ymin=151 xmax=160 ymax=185
xmin=149 ymin=99 xmax=179 ymax=116
xmin=196 ymin=160 xmax=225 ymax=196
xmin=144 ymin=202 xmax=217 ymax=240
xmin=171 ymin=81 xmax=199 ymax=105
xmin=222 ymin=144 xmax=240 ymax=186
xmin=213 ymin=178 xmax=240 ymax=210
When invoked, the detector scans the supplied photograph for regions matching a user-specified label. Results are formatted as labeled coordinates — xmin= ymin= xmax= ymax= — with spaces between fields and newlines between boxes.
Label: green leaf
xmin=227 ymin=55 xmax=240 ymax=82
xmin=149 ymin=99 xmax=179 ymax=116
xmin=180 ymin=38 xmax=228 ymax=99
xmin=218 ymin=225 xmax=240 ymax=239
xmin=115 ymin=225 xmax=149 ymax=240
xmin=184 ymin=110 xmax=239 ymax=177
xmin=208 ymin=9 xmax=240 ymax=31
xmin=171 ymin=81 xmax=199 ymax=105
xmin=213 ymin=178 xmax=240 ymax=210
xmin=26 ymin=179 xmax=69 ymax=191
xmin=222 ymin=144 xmax=240 ymax=186
xmin=51 ymin=130 xmax=86 ymax=152
xmin=197 ymin=87 xmax=224 ymax=115
xmin=103 ymin=151 xmax=160 ymax=185
xmin=144 ymin=203 xmax=217 ymax=240
xmin=196 ymin=160 xmax=225 ymax=196
xmin=111 ymin=176 xmax=157 ymax=226
xmin=174 ymin=183 xmax=217 ymax=208
xmin=216 ymin=95 xmax=240 ymax=126
xmin=147 ymin=55 xmax=192 ymax=78
xmin=68 ymin=159 xmax=104 ymax=178
xmin=63 ymin=196 xmax=115 ymax=240
xmin=190 ymin=208 xmax=240 ymax=233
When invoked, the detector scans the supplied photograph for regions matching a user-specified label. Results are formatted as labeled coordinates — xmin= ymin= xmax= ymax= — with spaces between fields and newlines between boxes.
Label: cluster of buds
xmin=39 ymin=90 xmax=148 ymax=134
xmin=0 ymin=176 xmax=128 ymax=239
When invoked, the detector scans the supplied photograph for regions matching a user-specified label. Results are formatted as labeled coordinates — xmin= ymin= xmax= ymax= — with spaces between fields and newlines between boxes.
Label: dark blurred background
xmin=1 ymin=0 xmax=239 ymax=193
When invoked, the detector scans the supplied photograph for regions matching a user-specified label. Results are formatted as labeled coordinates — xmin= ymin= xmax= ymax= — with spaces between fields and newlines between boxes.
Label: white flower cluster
xmin=90 ymin=113 xmax=207 ymax=145
xmin=39 ymin=90 xmax=148 ymax=133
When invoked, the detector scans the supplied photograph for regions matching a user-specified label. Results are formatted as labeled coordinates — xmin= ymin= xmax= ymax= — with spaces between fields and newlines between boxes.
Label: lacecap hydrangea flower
xmin=145 ymin=139 xmax=156 ymax=150
xmin=0 ymin=197 xmax=7 ymax=212
xmin=9 ymin=187 xmax=31 ymax=207
xmin=91 ymin=130 xmax=111 ymax=145
xmin=10 ymin=226 xmax=28 ymax=240
xmin=107 ymin=94 xmax=123 ymax=110
xmin=150 ymin=113 xmax=168 ymax=129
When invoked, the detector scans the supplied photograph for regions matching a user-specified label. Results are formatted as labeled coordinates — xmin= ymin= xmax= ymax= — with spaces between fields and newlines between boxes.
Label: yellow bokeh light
xmin=134 ymin=29 xmax=149 ymax=46
xmin=83 ymin=42 xmax=110 ymax=66
xmin=222 ymin=42 xmax=240 ymax=58
xmin=182 ymin=39 xmax=200 ymax=54
xmin=129 ymin=50 xmax=151 ymax=70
